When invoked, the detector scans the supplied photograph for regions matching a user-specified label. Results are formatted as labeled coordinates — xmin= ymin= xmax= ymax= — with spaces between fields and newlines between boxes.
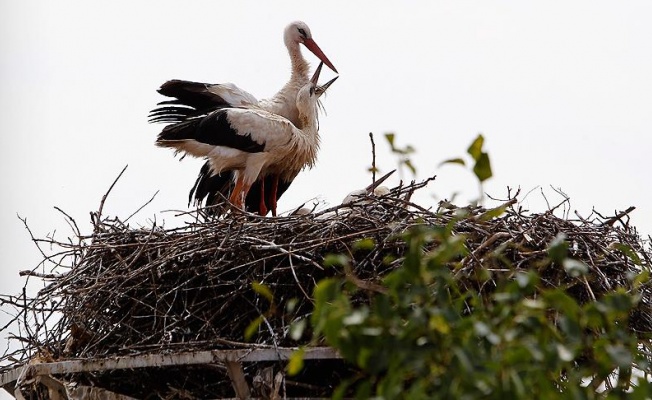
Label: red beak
xmin=303 ymin=38 xmax=338 ymax=74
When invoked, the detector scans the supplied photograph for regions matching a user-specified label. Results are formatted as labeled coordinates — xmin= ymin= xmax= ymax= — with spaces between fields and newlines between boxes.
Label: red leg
xmin=258 ymin=178 xmax=268 ymax=216
xmin=230 ymin=178 xmax=246 ymax=211
xmin=270 ymin=175 xmax=280 ymax=217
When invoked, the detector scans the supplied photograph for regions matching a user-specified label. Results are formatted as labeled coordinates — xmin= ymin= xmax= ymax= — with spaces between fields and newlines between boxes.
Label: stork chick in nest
xmin=342 ymin=169 xmax=395 ymax=204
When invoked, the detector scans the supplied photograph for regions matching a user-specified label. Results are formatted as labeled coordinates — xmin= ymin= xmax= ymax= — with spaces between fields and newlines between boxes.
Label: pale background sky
xmin=1 ymin=1 xmax=651 ymax=395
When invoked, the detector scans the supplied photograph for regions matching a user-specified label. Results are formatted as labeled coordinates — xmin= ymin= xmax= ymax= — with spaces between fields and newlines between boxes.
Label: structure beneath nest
xmin=1 ymin=177 xmax=650 ymax=399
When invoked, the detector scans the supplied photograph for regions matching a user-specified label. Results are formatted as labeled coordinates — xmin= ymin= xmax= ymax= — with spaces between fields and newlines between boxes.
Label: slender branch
xmin=94 ymin=165 xmax=128 ymax=232
xmin=369 ymin=132 xmax=376 ymax=185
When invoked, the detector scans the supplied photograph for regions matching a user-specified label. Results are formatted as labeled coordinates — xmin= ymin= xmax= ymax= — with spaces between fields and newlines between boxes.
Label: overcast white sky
xmin=1 ymin=1 xmax=651 ymax=392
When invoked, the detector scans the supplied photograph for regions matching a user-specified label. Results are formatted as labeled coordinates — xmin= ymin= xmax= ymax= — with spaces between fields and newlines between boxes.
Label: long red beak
xmin=303 ymin=38 xmax=338 ymax=74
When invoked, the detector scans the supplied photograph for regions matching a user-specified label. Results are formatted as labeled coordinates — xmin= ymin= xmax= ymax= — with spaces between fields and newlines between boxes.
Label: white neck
xmin=287 ymin=41 xmax=310 ymax=83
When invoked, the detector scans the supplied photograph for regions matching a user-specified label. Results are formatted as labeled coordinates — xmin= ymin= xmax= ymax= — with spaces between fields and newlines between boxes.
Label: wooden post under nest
xmin=225 ymin=361 xmax=251 ymax=399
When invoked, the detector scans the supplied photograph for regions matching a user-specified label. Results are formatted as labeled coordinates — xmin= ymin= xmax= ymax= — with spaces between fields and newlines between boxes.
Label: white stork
xmin=155 ymin=63 xmax=334 ymax=212
xmin=149 ymin=21 xmax=338 ymax=215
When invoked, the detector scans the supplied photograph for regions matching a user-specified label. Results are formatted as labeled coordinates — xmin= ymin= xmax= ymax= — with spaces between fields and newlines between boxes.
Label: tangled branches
xmin=1 ymin=177 xmax=650 ymax=398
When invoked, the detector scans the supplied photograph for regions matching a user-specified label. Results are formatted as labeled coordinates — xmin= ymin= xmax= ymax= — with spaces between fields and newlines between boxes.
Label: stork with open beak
xmin=251 ymin=65 xmax=337 ymax=216
xmin=149 ymin=21 xmax=338 ymax=214
xmin=155 ymin=63 xmax=332 ymax=213
xmin=195 ymin=73 xmax=338 ymax=216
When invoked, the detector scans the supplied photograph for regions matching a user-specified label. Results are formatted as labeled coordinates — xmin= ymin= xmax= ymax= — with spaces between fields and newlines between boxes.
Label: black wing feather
xmin=157 ymin=80 xmax=231 ymax=110
xmin=149 ymin=80 xmax=234 ymax=124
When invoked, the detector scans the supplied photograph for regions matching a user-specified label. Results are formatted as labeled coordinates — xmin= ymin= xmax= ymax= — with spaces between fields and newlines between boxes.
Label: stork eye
xmin=297 ymin=28 xmax=307 ymax=37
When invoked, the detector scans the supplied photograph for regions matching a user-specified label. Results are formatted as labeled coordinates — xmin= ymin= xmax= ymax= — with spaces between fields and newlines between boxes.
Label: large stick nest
xmin=2 ymin=177 xmax=651 ymax=397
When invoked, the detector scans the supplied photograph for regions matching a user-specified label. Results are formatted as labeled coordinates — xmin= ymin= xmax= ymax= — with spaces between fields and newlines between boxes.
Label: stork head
xmin=296 ymin=62 xmax=338 ymax=128
xmin=308 ymin=62 xmax=339 ymax=98
xmin=296 ymin=63 xmax=321 ymax=106
xmin=295 ymin=62 xmax=324 ymax=122
xmin=284 ymin=21 xmax=338 ymax=73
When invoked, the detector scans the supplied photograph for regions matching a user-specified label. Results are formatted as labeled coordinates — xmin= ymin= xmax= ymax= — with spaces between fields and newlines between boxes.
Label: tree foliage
xmin=303 ymin=135 xmax=651 ymax=399
xmin=310 ymin=222 xmax=651 ymax=399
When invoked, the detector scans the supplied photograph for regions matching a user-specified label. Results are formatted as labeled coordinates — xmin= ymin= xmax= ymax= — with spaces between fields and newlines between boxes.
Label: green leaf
xmin=467 ymin=134 xmax=485 ymax=161
xmin=343 ymin=310 xmax=367 ymax=326
xmin=631 ymin=270 xmax=650 ymax=288
xmin=353 ymin=238 xmax=376 ymax=251
xmin=453 ymin=347 xmax=474 ymax=372
xmin=548 ymin=233 xmax=569 ymax=263
xmin=556 ymin=344 xmax=575 ymax=362
xmin=472 ymin=152 xmax=492 ymax=182
xmin=332 ymin=380 xmax=353 ymax=400
xmin=252 ymin=282 xmax=274 ymax=303
xmin=361 ymin=327 xmax=382 ymax=336
xmin=429 ymin=314 xmax=451 ymax=334
xmin=244 ymin=315 xmax=263 ymax=341
xmin=357 ymin=347 xmax=375 ymax=369
xmin=385 ymin=132 xmax=396 ymax=148
xmin=605 ymin=344 xmax=632 ymax=368
xmin=323 ymin=254 xmax=349 ymax=267
xmin=289 ymin=319 xmax=306 ymax=341
xmin=287 ymin=347 xmax=305 ymax=376
xmin=313 ymin=278 xmax=340 ymax=305
xmin=285 ymin=298 xmax=298 ymax=313
xmin=543 ymin=289 xmax=581 ymax=316
xmin=522 ymin=298 xmax=545 ymax=309
xmin=438 ymin=158 xmax=466 ymax=167
xmin=510 ymin=370 xmax=526 ymax=397
xmin=403 ymin=159 xmax=417 ymax=175
xmin=612 ymin=243 xmax=642 ymax=266
xmin=478 ymin=204 xmax=508 ymax=221
xmin=558 ymin=314 xmax=582 ymax=342
xmin=474 ymin=321 xmax=500 ymax=344
xmin=311 ymin=278 xmax=344 ymax=331
xmin=355 ymin=380 xmax=373 ymax=399
xmin=515 ymin=271 xmax=537 ymax=289
xmin=563 ymin=259 xmax=589 ymax=277
xmin=601 ymin=289 xmax=635 ymax=314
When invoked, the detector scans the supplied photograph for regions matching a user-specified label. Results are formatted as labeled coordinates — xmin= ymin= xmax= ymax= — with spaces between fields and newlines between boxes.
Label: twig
xmin=124 ymin=190 xmax=159 ymax=223
xmin=93 ymin=165 xmax=128 ymax=232
xmin=603 ymin=206 xmax=636 ymax=227
xmin=369 ymin=132 xmax=376 ymax=185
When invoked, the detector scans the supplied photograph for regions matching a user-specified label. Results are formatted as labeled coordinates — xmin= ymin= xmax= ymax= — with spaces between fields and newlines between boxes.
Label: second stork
xmin=155 ymin=63 xmax=335 ymax=213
